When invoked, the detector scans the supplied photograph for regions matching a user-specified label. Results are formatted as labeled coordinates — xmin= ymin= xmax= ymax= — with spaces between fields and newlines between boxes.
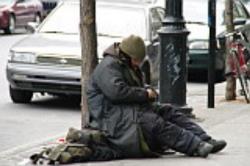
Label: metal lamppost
xmin=208 ymin=0 xmax=216 ymax=108
xmin=158 ymin=0 xmax=192 ymax=114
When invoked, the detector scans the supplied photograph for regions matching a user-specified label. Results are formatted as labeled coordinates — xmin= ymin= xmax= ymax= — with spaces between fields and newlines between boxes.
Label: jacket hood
xmin=102 ymin=42 xmax=133 ymax=67
xmin=102 ymin=43 xmax=120 ymax=58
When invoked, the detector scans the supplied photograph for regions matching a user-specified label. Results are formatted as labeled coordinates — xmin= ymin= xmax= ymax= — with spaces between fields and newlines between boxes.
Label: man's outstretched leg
xmin=138 ymin=111 xmax=213 ymax=158
xmin=158 ymin=105 xmax=227 ymax=153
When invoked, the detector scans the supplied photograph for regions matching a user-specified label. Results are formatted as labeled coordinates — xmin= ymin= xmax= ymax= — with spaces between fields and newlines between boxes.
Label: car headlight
xmin=189 ymin=40 xmax=209 ymax=50
xmin=8 ymin=51 xmax=36 ymax=63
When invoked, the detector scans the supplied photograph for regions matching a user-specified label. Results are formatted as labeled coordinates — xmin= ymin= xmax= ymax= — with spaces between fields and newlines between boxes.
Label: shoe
xmin=207 ymin=139 xmax=227 ymax=153
xmin=195 ymin=142 xmax=213 ymax=158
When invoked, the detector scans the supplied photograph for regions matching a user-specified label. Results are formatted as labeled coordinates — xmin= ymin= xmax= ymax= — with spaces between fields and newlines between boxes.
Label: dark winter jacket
xmin=86 ymin=43 xmax=155 ymax=158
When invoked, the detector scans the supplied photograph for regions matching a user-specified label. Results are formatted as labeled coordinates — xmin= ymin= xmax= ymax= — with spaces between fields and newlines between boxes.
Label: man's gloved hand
xmin=146 ymin=88 xmax=158 ymax=100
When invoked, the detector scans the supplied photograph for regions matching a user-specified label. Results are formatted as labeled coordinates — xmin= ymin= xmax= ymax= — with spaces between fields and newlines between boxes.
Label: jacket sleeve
xmin=93 ymin=60 xmax=149 ymax=104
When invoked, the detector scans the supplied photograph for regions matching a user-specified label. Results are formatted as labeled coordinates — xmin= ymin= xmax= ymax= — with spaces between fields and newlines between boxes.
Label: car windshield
xmin=0 ymin=0 xmax=14 ymax=5
xmin=39 ymin=3 xmax=79 ymax=34
xmin=97 ymin=4 xmax=147 ymax=39
xmin=39 ymin=2 xmax=147 ymax=39
xmin=184 ymin=0 xmax=224 ymax=26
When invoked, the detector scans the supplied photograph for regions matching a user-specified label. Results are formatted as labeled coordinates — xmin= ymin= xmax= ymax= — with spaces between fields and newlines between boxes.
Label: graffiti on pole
xmin=164 ymin=43 xmax=181 ymax=85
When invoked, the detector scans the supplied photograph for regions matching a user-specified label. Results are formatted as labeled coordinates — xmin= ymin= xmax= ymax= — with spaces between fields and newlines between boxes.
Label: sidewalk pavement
xmin=1 ymin=82 xmax=250 ymax=166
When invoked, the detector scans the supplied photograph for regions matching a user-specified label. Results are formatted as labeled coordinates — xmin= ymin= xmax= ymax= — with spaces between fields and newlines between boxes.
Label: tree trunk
xmin=225 ymin=0 xmax=236 ymax=100
xmin=80 ymin=0 xmax=98 ymax=129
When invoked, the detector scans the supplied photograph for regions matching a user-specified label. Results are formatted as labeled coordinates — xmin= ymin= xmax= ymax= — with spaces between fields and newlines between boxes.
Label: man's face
xmin=131 ymin=58 xmax=142 ymax=68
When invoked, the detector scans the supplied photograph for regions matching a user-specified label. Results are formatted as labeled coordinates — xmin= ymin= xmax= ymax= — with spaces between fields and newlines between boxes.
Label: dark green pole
xmin=208 ymin=0 xmax=216 ymax=108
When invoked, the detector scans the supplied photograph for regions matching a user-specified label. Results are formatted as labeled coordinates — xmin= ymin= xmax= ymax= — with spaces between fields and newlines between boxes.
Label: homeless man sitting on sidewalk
xmin=83 ymin=34 xmax=227 ymax=160
xmin=31 ymin=35 xmax=227 ymax=164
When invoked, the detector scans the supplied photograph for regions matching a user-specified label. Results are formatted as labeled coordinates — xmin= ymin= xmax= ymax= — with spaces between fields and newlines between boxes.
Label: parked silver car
xmin=6 ymin=0 xmax=164 ymax=103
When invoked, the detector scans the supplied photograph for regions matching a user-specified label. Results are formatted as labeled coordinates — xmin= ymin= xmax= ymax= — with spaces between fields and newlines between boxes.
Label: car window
xmin=23 ymin=0 xmax=33 ymax=3
xmin=220 ymin=0 xmax=248 ymax=24
xmin=39 ymin=2 xmax=79 ymax=34
xmin=17 ymin=0 xmax=25 ymax=3
xmin=0 ymin=0 xmax=14 ymax=5
xmin=232 ymin=2 xmax=241 ymax=18
xmin=156 ymin=7 xmax=165 ymax=20
xmin=39 ymin=2 xmax=147 ymax=39
xmin=234 ymin=0 xmax=248 ymax=18
xmin=220 ymin=2 xmax=239 ymax=24
xmin=184 ymin=0 xmax=235 ymax=26
xmin=150 ymin=8 xmax=162 ymax=39
xmin=184 ymin=0 xmax=208 ymax=24
xmin=97 ymin=4 xmax=147 ymax=39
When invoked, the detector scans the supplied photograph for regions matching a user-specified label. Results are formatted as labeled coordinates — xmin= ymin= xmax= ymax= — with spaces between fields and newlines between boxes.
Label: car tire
xmin=4 ymin=14 xmax=15 ymax=34
xmin=9 ymin=86 xmax=33 ymax=104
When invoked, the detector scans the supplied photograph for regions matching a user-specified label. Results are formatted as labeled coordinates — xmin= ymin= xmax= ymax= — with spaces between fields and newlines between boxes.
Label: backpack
xmin=30 ymin=143 xmax=92 ymax=165
xmin=30 ymin=127 xmax=106 ymax=165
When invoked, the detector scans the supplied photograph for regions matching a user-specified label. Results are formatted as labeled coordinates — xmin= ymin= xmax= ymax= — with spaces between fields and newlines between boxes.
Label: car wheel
xmin=141 ymin=60 xmax=151 ymax=84
xmin=4 ymin=15 xmax=15 ymax=34
xmin=9 ymin=86 xmax=33 ymax=104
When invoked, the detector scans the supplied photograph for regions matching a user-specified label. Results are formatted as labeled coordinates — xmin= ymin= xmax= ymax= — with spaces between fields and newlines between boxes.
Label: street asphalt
xmin=1 ymin=81 xmax=250 ymax=166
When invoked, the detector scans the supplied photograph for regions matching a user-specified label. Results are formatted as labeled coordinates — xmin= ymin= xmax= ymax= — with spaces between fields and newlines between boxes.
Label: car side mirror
xmin=233 ymin=18 xmax=246 ymax=26
xmin=26 ymin=22 xmax=39 ymax=33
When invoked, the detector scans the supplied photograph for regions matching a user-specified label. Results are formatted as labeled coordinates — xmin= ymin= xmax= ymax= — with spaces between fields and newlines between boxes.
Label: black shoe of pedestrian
xmin=207 ymin=139 xmax=227 ymax=153
xmin=195 ymin=142 xmax=213 ymax=158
